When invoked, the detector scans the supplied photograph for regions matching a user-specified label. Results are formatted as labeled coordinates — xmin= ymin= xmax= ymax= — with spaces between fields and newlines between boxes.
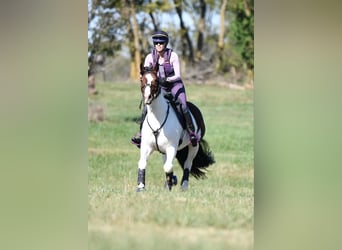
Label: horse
xmin=136 ymin=65 xmax=215 ymax=192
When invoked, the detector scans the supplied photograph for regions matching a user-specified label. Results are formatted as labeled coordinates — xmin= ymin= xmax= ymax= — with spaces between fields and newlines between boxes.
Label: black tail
xmin=176 ymin=139 xmax=215 ymax=179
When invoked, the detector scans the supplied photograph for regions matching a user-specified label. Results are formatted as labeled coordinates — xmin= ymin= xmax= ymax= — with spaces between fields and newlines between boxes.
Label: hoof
xmin=172 ymin=175 xmax=178 ymax=186
xmin=164 ymin=181 xmax=172 ymax=191
xmin=136 ymin=183 xmax=145 ymax=192
xmin=181 ymin=180 xmax=189 ymax=191
xmin=136 ymin=187 xmax=146 ymax=192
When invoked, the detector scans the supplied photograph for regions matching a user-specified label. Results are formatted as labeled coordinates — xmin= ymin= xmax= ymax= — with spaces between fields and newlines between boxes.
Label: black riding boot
xmin=183 ymin=109 xmax=198 ymax=147
xmin=131 ymin=106 xmax=147 ymax=148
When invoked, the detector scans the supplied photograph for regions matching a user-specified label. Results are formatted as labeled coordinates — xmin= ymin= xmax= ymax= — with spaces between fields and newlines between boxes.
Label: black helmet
xmin=152 ymin=30 xmax=169 ymax=45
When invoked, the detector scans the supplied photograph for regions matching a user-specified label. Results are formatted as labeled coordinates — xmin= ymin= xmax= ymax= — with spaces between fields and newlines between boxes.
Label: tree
xmin=88 ymin=0 xmax=125 ymax=65
xmin=229 ymin=0 xmax=254 ymax=70
xmin=89 ymin=0 xmax=174 ymax=80
xmin=128 ymin=0 xmax=141 ymax=80
xmin=217 ymin=0 xmax=228 ymax=71
xmin=192 ymin=0 xmax=207 ymax=61
xmin=173 ymin=0 xmax=194 ymax=63
xmin=88 ymin=0 xmax=254 ymax=83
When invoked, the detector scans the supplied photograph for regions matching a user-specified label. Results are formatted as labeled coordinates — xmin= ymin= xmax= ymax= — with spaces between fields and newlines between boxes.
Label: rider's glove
xmin=159 ymin=78 xmax=167 ymax=86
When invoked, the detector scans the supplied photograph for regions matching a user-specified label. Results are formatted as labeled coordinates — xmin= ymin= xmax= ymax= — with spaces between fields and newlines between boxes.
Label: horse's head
xmin=140 ymin=64 xmax=160 ymax=105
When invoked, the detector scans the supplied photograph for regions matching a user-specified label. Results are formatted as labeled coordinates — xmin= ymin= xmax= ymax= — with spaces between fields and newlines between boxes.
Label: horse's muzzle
xmin=144 ymin=95 xmax=153 ymax=105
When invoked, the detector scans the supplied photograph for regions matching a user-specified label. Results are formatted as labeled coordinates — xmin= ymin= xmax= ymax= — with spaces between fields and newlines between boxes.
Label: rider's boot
xmin=131 ymin=134 xmax=141 ymax=148
xmin=131 ymin=107 xmax=147 ymax=148
xmin=183 ymin=109 xmax=199 ymax=147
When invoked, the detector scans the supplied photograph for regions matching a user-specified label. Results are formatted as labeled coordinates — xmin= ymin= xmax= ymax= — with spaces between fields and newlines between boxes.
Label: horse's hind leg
xmin=181 ymin=145 xmax=199 ymax=191
xmin=180 ymin=168 xmax=190 ymax=191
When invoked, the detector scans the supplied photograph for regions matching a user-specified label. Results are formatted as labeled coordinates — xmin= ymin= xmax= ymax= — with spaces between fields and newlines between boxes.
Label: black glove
xmin=144 ymin=66 xmax=153 ymax=72
xmin=164 ymin=92 xmax=173 ymax=101
xmin=159 ymin=78 xmax=167 ymax=86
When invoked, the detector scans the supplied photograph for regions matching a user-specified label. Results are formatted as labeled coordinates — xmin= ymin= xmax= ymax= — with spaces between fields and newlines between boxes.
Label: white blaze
xmin=144 ymin=73 xmax=154 ymax=104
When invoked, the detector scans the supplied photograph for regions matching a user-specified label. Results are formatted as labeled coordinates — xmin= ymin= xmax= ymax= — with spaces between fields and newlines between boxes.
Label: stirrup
xmin=189 ymin=132 xmax=199 ymax=146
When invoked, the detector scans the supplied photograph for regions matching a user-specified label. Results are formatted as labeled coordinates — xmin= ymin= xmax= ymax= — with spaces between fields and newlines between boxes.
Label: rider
xmin=131 ymin=30 xmax=199 ymax=147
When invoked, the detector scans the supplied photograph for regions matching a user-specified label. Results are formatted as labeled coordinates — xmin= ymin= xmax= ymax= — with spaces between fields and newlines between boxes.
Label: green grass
xmin=88 ymin=82 xmax=254 ymax=250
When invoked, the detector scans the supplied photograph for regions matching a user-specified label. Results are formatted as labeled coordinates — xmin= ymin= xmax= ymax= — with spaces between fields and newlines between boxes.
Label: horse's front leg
xmin=163 ymin=146 xmax=177 ymax=191
xmin=137 ymin=145 xmax=153 ymax=192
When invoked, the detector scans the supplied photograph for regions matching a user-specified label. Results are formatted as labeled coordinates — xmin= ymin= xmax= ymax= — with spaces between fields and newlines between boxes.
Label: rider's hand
xmin=159 ymin=78 xmax=166 ymax=86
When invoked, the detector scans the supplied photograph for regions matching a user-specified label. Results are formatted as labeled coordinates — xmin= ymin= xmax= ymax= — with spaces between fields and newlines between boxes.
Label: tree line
xmin=88 ymin=0 xmax=254 ymax=84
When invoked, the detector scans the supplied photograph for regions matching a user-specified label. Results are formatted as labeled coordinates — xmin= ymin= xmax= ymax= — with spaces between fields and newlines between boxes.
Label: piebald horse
xmin=136 ymin=66 xmax=214 ymax=191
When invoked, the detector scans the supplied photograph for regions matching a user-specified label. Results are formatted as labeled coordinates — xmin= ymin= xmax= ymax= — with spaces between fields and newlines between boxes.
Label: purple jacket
xmin=144 ymin=49 xmax=183 ymax=84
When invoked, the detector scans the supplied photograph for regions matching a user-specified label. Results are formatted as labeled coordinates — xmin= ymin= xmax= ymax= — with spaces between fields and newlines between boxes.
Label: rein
xmin=142 ymin=71 xmax=167 ymax=153
xmin=146 ymin=101 xmax=170 ymax=154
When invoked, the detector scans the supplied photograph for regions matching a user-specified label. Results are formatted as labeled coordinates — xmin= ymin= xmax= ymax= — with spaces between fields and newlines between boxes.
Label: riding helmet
xmin=152 ymin=30 xmax=169 ymax=45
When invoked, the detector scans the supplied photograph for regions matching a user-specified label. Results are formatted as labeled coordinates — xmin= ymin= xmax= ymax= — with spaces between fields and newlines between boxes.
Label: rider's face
xmin=154 ymin=42 xmax=165 ymax=52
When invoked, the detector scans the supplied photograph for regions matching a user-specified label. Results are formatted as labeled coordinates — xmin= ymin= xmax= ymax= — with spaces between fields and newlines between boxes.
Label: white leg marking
xmin=184 ymin=145 xmax=199 ymax=171
xmin=163 ymin=146 xmax=177 ymax=173
xmin=138 ymin=145 xmax=154 ymax=170
xmin=162 ymin=154 xmax=167 ymax=164
xmin=181 ymin=180 xmax=189 ymax=191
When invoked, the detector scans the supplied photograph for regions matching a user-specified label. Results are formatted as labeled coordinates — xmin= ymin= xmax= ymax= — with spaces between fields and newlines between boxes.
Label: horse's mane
xmin=140 ymin=64 xmax=159 ymax=77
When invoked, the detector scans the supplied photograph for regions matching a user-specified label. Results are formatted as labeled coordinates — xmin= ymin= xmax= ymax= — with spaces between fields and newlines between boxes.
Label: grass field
xmin=88 ymin=82 xmax=254 ymax=250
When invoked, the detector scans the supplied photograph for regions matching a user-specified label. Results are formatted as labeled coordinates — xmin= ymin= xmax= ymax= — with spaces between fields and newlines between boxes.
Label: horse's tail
xmin=176 ymin=139 xmax=215 ymax=179
xmin=187 ymin=102 xmax=205 ymax=138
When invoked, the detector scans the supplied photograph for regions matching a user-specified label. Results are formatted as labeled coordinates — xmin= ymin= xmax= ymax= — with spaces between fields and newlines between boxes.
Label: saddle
xmin=163 ymin=93 xmax=205 ymax=137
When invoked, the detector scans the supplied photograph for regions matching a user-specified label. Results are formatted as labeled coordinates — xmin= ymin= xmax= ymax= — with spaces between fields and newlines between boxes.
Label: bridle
xmin=141 ymin=71 xmax=170 ymax=153
xmin=141 ymin=71 xmax=161 ymax=104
